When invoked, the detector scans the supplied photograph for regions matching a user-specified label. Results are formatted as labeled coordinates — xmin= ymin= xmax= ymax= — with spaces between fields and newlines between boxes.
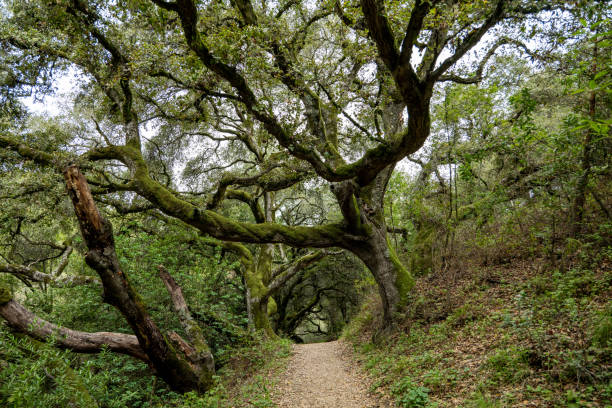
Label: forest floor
xmin=272 ymin=340 xmax=392 ymax=408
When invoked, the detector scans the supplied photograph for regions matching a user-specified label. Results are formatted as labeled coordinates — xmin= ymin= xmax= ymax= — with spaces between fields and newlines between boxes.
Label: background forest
xmin=0 ymin=0 xmax=610 ymax=407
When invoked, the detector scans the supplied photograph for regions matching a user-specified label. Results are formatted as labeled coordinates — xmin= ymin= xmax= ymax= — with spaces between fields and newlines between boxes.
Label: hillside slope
xmin=344 ymin=253 xmax=611 ymax=407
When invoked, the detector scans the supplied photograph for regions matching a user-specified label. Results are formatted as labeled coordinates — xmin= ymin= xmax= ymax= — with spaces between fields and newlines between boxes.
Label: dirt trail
xmin=273 ymin=340 xmax=390 ymax=408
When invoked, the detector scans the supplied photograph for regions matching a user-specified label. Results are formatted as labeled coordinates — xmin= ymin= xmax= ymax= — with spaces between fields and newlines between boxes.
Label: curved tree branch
xmin=1 ymin=137 xmax=347 ymax=248
xmin=430 ymin=0 xmax=506 ymax=81
xmin=266 ymin=250 xmax=334 ymax=296
xmin=0 ymin=288 xmax=146 ymax=361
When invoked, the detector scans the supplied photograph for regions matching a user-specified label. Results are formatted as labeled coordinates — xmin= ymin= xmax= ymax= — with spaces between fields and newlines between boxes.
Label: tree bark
xmin=63 ymin=165 xmax=214 ymax=393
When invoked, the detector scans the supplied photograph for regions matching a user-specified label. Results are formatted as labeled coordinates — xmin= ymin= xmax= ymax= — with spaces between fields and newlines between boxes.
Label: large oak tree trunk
xmin=352 ymin=225 xmax=414 ymax=325
xmin=334 ymin=162 xmax=414 ymax=327
xmin=63 ymin=166 xmax=214 ymax=393
xmin=358 ymin=103 xmax=414 ymax=326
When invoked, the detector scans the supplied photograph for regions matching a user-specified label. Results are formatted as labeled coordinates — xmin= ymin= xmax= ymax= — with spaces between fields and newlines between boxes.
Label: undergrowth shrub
xmin=592 ymin=305 xmax=612 ymax=348
xmin=447 ymin=303 xmax=482 ymax=327
xmin=422 ymin=367 xmax=459 ymax=392
xmin=391 ymin=377 xmax=430 ymax=408
xmin=0 ymin=324 xmax=291 ymax=408
xmin=486 ymin=346 xmax=531 ymax=384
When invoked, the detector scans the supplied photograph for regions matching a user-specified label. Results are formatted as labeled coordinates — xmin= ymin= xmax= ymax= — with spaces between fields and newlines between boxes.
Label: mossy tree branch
xmin=1 ymin=135 xmax=348 ymax=248
xmin=266 ymin=250 xmax=333 ymax=299
xmin=153 ymin=0 xmax=433 ymax=187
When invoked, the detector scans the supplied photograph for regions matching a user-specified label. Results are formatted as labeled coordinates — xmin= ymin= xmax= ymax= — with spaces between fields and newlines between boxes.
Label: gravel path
xmin=273 ymin=340 xmax=390 ymax=408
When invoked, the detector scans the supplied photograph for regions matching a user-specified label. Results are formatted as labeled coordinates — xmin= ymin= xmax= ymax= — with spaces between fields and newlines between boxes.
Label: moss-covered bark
xmin=251 ymin=299 xmax=278 ymax=338
xmin=352 ymin=224 xmax=414 ymax=324
xmin=242 ymin=244 xmax=279 ymax=337
xmin=122 ymin=145 xmax=346 ymax=249
xmin=387 ymin=235 xmax=414 ymax=306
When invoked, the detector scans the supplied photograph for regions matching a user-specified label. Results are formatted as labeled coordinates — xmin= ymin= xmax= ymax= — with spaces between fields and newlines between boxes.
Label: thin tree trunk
xmin=570 ymin=42 xmax=598 ymax=237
